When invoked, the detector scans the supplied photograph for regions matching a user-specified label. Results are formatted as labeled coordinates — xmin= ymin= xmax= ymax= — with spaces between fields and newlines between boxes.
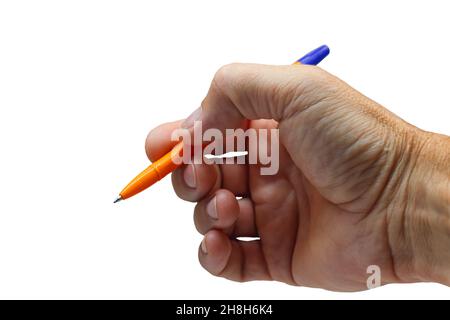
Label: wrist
xmin=403 ymin=131 xmax=450 ymax=284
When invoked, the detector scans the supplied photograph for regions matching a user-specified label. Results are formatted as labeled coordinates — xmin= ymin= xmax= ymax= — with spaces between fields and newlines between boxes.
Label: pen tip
xmin=113 ymin=195 xmax=122 ymax=204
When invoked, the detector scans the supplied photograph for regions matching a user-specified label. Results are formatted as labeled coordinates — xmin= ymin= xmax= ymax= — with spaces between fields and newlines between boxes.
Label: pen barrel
xmin=153 ymin=142 xmax=184 ymax=177
xmin=119 ymin=166 xmax=160 ymax=199
xmin=119 ymin=142 xmax=184 ymax=200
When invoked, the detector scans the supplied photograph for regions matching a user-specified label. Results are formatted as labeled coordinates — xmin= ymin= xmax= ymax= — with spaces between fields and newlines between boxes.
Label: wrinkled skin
xmin=145 ymin=64 xmax=450 ymax=291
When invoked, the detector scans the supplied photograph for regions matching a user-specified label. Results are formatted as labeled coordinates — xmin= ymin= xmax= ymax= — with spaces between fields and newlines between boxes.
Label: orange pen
xmin=114 ymin=142 xmax=183 ymax=203
xmin=114 ymin=46 xmax=330 ymax=203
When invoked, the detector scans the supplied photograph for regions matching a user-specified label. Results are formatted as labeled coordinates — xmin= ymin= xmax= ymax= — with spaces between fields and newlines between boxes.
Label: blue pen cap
xmin=297 ymin=45 xmax=330 ymax=66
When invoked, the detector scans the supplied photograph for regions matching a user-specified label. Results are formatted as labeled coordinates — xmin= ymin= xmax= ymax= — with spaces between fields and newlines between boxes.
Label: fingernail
xmin=183 ymin=164 xmax=196 ymax=188
xmin=181 ymin=107 xmax=202 ymax=128
xmin=206 ymin=196 xmax=218 ymax=219
xmin=201 ymin=237 xmax=208 ymax=254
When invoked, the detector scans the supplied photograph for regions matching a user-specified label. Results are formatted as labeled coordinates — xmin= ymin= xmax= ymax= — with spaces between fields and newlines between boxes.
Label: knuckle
xmin=213 ymin=63 xmax=244 ymax=91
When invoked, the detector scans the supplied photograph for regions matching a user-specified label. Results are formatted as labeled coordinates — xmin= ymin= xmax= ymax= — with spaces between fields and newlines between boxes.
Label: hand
xmin=145 ymin=63 xmax=450 ymax=291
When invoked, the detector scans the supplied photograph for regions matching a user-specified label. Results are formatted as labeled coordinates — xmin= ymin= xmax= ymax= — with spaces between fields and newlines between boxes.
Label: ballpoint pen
xmin=114 ymin=45 xmax=330 ymax=203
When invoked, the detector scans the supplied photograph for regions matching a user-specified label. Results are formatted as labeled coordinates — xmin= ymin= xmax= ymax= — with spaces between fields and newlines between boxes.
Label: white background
xmin=0 ymin=0 xmax=449 ymax=299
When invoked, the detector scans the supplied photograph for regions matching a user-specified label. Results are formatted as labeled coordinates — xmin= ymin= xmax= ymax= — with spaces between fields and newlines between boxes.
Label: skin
xmin=145 ymin=64 xmax=450 ymax=291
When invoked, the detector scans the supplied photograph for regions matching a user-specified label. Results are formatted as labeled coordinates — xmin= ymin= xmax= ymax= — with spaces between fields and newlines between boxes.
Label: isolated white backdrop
xmin=0 ymin=0 xmax=449 ymax=299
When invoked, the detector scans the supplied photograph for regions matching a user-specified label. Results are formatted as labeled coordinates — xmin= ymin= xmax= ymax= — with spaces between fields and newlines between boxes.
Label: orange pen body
xmin=119 ymin=142 xmax=183 ymax=200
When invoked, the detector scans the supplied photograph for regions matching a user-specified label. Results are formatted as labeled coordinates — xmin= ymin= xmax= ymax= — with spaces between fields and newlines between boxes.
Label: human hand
xmin=145 ymin=64 xmax=450 ymax=291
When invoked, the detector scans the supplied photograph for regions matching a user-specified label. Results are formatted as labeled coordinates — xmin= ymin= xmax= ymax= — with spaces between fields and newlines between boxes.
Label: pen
xmin=114 ymin=45 xmax=330 ymax=203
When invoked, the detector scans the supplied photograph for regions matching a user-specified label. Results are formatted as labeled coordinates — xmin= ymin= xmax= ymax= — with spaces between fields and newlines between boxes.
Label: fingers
xmin=146 ymin=121 xmax=250 ymax=201
xmin=170 ymin=145 xmax=250 ymax=201
xmin=193 ymin=189 xmax=257 ymax=237
xmin=172 ymin=161 xmax=251 ymax=202
xmin=171 ymin=162 xmax=221 ymax=202
xmin=146 ymin=120 xmax=221 ymax=201
xmin=199 ymin=230 xmax=271 ymax=282
xmin=182 ymin=63 xmax=329 ymax=132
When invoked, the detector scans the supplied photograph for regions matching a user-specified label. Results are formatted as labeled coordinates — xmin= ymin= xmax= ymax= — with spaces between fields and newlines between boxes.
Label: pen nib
xmin=113 ymin=195 xmax=122 ymax=204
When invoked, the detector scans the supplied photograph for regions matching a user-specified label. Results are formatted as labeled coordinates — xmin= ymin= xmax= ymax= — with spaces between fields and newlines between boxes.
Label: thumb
xmin=181 ymin=63 xmax=333 ymax=132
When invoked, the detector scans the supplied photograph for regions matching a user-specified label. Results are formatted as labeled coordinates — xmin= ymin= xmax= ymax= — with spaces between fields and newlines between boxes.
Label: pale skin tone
xmin=145 ymin=64 xmax=450 ymax=291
